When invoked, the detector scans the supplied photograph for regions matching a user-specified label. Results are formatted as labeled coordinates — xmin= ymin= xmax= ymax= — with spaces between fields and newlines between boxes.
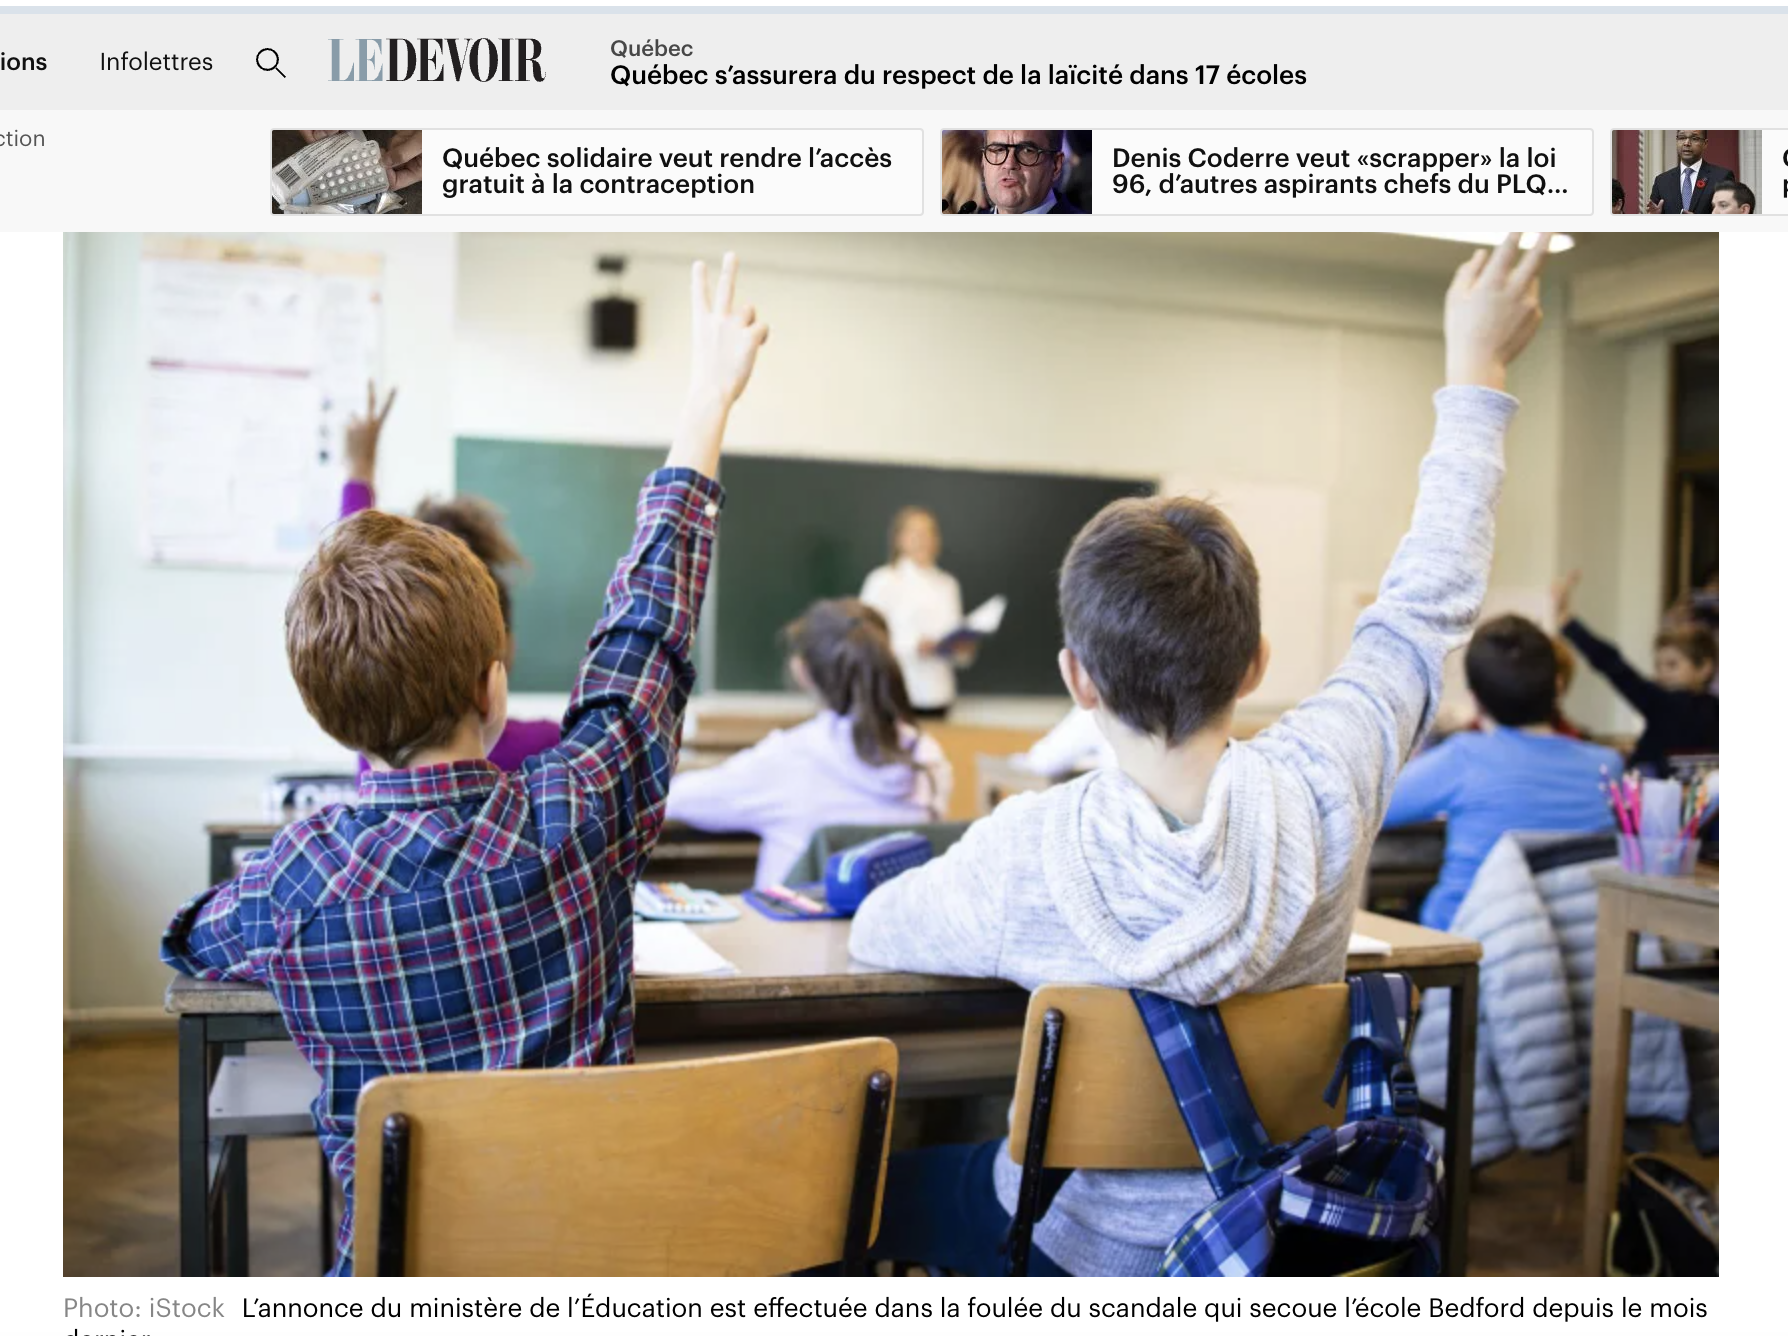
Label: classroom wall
xmin=64 ymin=231 xmax=1711 ymax=1017
xmin=65 ymin=232 xmax=457 ymax=1018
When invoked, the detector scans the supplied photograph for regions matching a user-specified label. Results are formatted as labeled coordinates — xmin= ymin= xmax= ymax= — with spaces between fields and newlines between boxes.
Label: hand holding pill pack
xmin=271 ymin=131 xmax=395 ymax=213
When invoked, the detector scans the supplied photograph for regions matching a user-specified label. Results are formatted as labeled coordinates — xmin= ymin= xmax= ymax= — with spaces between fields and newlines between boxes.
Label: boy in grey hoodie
xmin=849 ymin=233 xmax=1553 ymax=1276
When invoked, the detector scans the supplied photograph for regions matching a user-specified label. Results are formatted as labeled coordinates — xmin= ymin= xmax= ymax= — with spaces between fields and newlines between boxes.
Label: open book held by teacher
xmin=934 ymin=595 xmax=1007 ymax=656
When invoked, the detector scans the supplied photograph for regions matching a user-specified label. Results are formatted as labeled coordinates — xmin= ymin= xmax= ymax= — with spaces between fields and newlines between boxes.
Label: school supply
xmin=1606 ymin=1154 xmax=1718 ymax=1277
xmin=1600 ymin=768 xmax=1715 ymax=877
xmin=633 ymin=881 xmax=741 ymax=923
xmin=262 ymin=773 xmax=359 ymax=820
xmin=934 ymin=594 xmax=1008 ymax=656
xmin=1347 ymin=931 xmax=1392 ymax=956
xmin=631 ymin=921 xmax=738 ymax=977
xmin=745 ymin=831 xmax=935 ymax=920
xmin=1135 ymin=973 xmax=1441 ymax=1277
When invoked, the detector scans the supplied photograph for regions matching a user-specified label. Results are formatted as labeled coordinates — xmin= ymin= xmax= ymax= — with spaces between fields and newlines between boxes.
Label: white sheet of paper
xmin=139 ymin=243 xmax=383 ymax=568
xmin=964 ymin=594 xmax=1007 ymax=634
xmin=633 ymin=922 xmax=738 ymax=977
xmin=1347 ymin=931 xmax=1392 ymax=956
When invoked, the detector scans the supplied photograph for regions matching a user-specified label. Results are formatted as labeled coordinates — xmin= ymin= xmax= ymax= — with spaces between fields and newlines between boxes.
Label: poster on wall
xmin=138 ymin=236 xmax=382 ymax=567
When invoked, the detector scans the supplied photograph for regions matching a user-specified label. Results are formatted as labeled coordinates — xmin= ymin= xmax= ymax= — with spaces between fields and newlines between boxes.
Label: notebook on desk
xmin=633 ymin=922 xmax=738 ymax=977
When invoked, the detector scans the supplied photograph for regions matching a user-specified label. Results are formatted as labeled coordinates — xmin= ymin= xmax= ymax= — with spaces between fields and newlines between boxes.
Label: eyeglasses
xmin=1675 ymin=133 xmax=1707 ymax=143
xmin=983 ymin=142 xmax=1054 ymax=167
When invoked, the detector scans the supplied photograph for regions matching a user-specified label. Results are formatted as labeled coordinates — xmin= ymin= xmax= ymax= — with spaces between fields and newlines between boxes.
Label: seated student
xmin=848 ymin=234 xmax=1551 ymax=1276
xmin=665 ymin=599 xmax=952 ymax=887
xmin=1554 ymin=571 xmax=1719 ymax=774
xmin=161 ymin=254 xmax=769 ymax=1275
xmin=1386 ymin=615 xmax=1622 ymax=931
xmin=336 ymin=383 xmax=558 ymax=771
xmin=1018 ymin=704 xmax=1116 ymax=777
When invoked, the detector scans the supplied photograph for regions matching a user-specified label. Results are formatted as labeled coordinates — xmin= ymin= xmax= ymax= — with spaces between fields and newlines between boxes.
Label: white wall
xmin=65 ymin=232 xmax=456 ymax=1016
xmin=64 ymin=230 xmax=1711 ymax=1016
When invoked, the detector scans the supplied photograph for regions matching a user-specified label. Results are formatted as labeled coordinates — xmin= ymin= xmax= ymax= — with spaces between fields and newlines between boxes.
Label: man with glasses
xmin=1646 ymin=131 xmax=1735 ymax=214
xmin=980 ymin=130 xmax=1084 ymax=214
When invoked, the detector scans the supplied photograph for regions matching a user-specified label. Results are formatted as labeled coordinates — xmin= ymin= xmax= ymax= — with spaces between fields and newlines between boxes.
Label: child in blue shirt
xmin=1387 ymin=613 xmax=1621 ymax=931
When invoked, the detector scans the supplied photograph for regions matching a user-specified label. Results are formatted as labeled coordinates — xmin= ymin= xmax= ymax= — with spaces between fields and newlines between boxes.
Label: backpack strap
xmin=1321 ymin=973 xmax=1419 ymax=1119
xmin=1130 ymin=991 xmax=1274 ymax=1198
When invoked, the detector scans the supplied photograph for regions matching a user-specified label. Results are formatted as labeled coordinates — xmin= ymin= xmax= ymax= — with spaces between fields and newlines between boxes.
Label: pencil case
xmin=822 ymin=831 xmax=933 ymax=916
xmin=743 ymin=831 xmax=936 ymax=921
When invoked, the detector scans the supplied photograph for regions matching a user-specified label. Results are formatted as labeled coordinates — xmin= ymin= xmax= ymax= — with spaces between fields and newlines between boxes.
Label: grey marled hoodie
xmin=849 ymin=386 xmax=1515 ymax=1275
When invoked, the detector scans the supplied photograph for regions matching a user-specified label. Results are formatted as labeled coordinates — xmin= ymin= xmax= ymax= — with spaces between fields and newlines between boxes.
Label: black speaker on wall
xmin=591 ymin=296 xmax=637 ymax=350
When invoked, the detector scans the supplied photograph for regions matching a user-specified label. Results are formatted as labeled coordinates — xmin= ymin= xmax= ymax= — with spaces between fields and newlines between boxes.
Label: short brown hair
xmin=1655 ymin=624 xmax=1717 ymax=667
xmin=286 ymin=510 xmax=506 ymax=766
xmin=1059 ymin=496 xmax=1261 ymax=743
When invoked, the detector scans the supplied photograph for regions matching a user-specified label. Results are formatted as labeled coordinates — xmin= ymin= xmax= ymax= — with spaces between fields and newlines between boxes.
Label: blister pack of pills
xmin=270 ymin=131 xmax=400 ymax=214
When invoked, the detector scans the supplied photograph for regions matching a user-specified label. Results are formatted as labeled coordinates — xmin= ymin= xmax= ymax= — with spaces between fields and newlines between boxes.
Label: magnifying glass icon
xmin=256 ymin=47 xmax=285 ymax=78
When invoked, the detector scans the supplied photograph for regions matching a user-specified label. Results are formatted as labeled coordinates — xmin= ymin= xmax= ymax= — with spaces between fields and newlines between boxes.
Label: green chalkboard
xmin=713 ymin=455 xmax=1154 ymax=693
xmin=457 ymin=438 xmax=668 ymax=695
xmin=456 ymin=439 xmax=1154 ymax=696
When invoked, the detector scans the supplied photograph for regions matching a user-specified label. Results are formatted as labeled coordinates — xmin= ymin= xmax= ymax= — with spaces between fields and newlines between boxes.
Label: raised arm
xmin=528 ymin=255 xmax=768 ymax=858
xmin=1256 ymin=234 xmax=1549 ymax=853
xmin=339 ymin=380 xmax=396 ymax=518
xmin=1553 ymin=571 xmax=1667 ymax=716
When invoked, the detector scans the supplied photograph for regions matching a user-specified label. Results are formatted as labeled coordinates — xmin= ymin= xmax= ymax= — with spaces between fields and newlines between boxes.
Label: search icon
xmin=256 ymin=47 xmax=285 ymax=78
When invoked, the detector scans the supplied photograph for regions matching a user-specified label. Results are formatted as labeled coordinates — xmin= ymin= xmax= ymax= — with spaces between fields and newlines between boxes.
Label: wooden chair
xmin=1007 ymin=983 xmax=1409 ymax=1276
xmin=353 ymin=1039 xmax=896 ymax=1276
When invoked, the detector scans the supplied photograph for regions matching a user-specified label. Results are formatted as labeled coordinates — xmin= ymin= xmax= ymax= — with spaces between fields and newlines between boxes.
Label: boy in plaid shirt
xmin=162 ymin=255 xmax=768 ymax=1275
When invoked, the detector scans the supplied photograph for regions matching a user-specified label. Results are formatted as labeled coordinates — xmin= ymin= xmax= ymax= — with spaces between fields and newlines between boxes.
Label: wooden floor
xmin=64 ymin=1031 xmax=1713 ymax=1278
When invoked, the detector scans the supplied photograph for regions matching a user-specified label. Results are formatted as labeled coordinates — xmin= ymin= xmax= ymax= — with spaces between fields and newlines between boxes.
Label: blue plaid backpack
xmin=1131 ymin=973 xmax=1442 ymax=1277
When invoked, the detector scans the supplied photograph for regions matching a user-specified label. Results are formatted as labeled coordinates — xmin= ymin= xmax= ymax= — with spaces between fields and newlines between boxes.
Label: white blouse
xmin=860 ymin=558 xmax=964 ymax=710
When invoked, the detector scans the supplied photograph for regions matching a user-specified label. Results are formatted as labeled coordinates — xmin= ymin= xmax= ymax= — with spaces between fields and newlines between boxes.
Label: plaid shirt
xmin=1135 ymin=973 xmax=1442 ymax=1277
xmin=162 ymin=469 xmax=723 ymax=1275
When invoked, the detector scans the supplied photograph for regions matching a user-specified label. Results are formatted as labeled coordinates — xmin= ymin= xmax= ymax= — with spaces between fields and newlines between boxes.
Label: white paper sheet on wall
xmin=138 ymin=238 xmax=382 ymax=567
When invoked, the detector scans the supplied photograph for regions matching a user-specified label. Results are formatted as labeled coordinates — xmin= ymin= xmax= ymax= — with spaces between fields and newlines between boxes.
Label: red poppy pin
xmin=1696 ymin=179 xmax=1708 ymax=190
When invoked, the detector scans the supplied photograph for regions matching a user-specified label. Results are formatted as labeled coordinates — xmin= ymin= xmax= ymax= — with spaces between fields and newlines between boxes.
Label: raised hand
xmin=666 ymin=253 xmax=769 ymax=478
xmin=686 ymin=252 xmax=769 ymax=413
xmin=1552 ymin=570 xmax=1581 ymax=626
xmin=1644 ymin=197 xmax=1664 ymax=214
xmin=345 ymin=380 xmax=397 ymax=484
xmin=1444 ymin=232 xmax=1550 ymax=392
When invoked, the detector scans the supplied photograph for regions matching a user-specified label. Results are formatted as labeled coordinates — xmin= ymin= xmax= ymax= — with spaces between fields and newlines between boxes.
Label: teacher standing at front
xmin=861 ymin=507 xmax=965 ymax=719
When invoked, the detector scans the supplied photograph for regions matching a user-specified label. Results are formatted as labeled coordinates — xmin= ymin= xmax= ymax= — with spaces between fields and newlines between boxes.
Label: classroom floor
xmin=64 ymin=1031 xmax=1714 ymax=1278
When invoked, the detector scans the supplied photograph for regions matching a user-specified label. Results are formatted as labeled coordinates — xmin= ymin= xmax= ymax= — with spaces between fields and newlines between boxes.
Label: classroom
xmin=63 ymin=230 xmax=1718 ymax=1279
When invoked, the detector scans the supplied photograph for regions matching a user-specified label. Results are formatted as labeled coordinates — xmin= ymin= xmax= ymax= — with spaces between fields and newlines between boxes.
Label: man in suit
xmin=1647 ymin=131 xmax=1735 ymax=214
xmin=981 ymin=130 xmax=1086 ymax=214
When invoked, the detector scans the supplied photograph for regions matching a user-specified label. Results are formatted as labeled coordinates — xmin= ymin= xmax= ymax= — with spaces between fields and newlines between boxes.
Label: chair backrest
xmin=354 ymin=1038 xmax=897 ymax=1276
xmin=783 ymin=821 xmax=972 ymax=885
xmin=1009 ymin=983 xmax=1354 ymax=1170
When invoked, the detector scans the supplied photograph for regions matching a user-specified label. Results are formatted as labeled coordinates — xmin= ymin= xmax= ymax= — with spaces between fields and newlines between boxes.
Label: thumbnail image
xmin=1613 ymin=130 xmax=1758 ymax=214
xmin=942 ymin=129 xmax=1092 ymax=214
xmin=271 ymin=130 xmax=424 ymax=215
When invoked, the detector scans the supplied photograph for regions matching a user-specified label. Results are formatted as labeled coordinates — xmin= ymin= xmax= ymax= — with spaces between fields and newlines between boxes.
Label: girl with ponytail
xmin=666 ymin=598 xmax=953 ymax=886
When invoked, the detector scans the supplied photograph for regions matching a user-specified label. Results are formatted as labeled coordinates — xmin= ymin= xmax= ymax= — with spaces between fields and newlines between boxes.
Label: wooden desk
xmin=167 ymin=908 xmax=1479 ymax=1276
xmin=1581 ymin=865 xmax=1719 ymax=1275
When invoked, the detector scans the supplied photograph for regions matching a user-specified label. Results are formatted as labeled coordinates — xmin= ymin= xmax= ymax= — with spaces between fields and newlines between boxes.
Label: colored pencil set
xmin=1602 ymin=767 xmax=1716 ymax=873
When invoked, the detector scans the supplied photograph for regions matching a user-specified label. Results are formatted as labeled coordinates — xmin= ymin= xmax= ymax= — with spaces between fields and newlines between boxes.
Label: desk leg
xmin=1582 ymin=891 xmax=1637 ymax=1275
xmin=177 ymin=1016 xmax=213 ymax=1277
xmin=1441 ymin=967 xmax=1478 ymax=1276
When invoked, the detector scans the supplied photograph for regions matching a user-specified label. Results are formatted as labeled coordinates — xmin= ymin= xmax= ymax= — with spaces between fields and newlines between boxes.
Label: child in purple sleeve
xmin=336 ymin=384 xmax=560 ymax=772
xmin=162 ymin=255 xmax=769 ymax=1275
xmin=666 ymin=599 xmax=953 ymax=886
